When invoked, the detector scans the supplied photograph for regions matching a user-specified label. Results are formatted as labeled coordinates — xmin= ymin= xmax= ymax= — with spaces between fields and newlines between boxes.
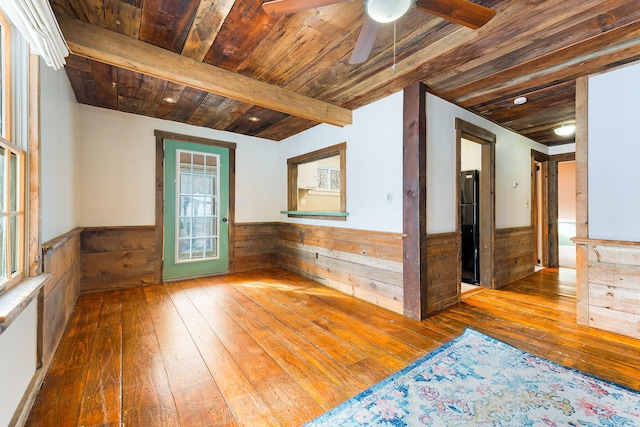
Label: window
xmin=317 ymin=164 xmax=340 ymax=191
xmin=1 ymin=13 xmax=9 ymax=138
xmin=0 ymin=14 xmax=25 ymax=293
xmin=285 ymin=142 xmax=347 ymax=220
xmin=0 ymin=138 xmax=24 ymax=289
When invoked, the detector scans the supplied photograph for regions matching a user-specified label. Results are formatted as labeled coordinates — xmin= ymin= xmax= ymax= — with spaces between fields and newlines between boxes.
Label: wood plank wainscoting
xmin=41 ymin=228 xmax=82 ymax=370
xmin=278 ymin=223 xmax=404 ymax=314
xmin=235 ymin=223 xmax=279 ymax=273
xmin=425 ymin=232 xmax=460 ymax=314
xmin=574 ymin=238 xmax=640 ymax=339
xmin=80 ymin=226 xmax=156 ymax=293
xmin=495 ymin=226 xmax=535 ymax=288
xmin=75 ymin=223 xmax=539 ymax=309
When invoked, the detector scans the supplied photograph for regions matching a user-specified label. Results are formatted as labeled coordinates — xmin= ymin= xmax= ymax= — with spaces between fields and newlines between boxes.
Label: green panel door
xmin=163 ymin=139 xmax=229 ymax=281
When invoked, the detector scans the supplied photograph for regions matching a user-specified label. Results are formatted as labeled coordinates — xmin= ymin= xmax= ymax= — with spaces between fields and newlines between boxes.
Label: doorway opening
xmin=154 ymin=130 xmax=237 ymax=283
xmin=557 ymin=160 xmax=577 ymax=268
xmin=531 ymin=150 xmax=550 ymax=271
xmin=163 ymin=140 xmax=230 ymax=281
xmin=455 ymin=119 xmax=496 ymax=295
xmin=460 ymin=140 xmax=481 ymax=293
xmin=543 ymin=152 xmax=576 ymax=268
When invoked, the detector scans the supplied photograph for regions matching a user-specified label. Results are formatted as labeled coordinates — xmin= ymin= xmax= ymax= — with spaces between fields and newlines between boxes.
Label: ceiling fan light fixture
xmin=365 ymin=0 xmax=412 ymax=23
xmin=553 ymin=124 xmax=576 ymax=136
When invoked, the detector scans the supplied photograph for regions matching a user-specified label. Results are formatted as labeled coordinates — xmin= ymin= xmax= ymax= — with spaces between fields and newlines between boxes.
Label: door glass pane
xmin=179 ymin=217 xmax=191 ymax=237
xmin=176 ymin=150 xmax=219 ymax=262
xmin=205 ymin=237 xmax=217 ymax=258
xmin=178 ymin=238 xmax=191 ymax=261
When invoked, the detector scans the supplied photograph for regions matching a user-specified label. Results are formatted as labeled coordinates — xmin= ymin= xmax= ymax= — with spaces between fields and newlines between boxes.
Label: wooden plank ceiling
xmin=51 ymin=0 xmax=640 ymax=145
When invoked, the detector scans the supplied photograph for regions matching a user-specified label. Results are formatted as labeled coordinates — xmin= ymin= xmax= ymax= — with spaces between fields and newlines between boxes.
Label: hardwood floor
xmin=26 ymin=267 xmax=640 ymax=426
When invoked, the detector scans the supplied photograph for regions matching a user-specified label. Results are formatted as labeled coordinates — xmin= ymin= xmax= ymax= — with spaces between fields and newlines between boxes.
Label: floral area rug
xmin=304 ymin=329 xmax=640 ymax=426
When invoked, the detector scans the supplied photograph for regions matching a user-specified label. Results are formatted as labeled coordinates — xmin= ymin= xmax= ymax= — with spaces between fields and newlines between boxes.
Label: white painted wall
xmin=278 ymin=91 xmax=404 ymax=233
xmin=40 ymin=60 xmax=80 ymax=242
xmin=588 ymin=61 xmax=640 ymax=242
xmin=426 ymin=93 xmax=549 ymax=233
xmin=78 ymin=105 xmax=280 ymax=226
xmin=461 ymin=138 xmax=482 ymax=171
xmin=548 ymin=143 xmax=575 ymax=155
xmin=0 ymin=300 xmax=37 ymax=427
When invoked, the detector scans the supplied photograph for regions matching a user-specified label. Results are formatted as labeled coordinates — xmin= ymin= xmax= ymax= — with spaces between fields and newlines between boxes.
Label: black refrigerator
xmin=461 ymin=170 xmax=480 ymax=284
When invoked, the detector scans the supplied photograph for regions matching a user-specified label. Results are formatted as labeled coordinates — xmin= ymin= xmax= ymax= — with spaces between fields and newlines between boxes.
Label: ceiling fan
xmin=262 ymin=0 xmax=496 ymax=64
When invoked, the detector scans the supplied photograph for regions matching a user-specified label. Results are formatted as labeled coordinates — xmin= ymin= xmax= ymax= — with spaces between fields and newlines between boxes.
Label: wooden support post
xmin=402 ymin=82 xmax=428 ymax=320
xmin=575 ymin=76 xmax=589 ymax=325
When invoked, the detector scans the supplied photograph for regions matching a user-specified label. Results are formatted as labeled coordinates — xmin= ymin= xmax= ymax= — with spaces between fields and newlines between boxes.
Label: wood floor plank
xmin=197 ymin=275 xmax=368 ymax=410
xmin=228 ymin=274 xmax=412 ymax=372
xmin=25 ymin=293 xmax=103 ymax=427
xmin=173 ymin=279 xmax=323 ymax=425
xmin=345 ymin=357 xmax=395 ymax=385
xmin=465 ymin=293 xmax=640 ymax=363
xmin=97 ymin=289 xmax=123 ymax=328
xmin=121 ymin=287 xmax=181 ymax=427
xmin=235 ymin=270 xmax=455 ymax=347
xmin=228 ymin=273 xmax=427 ymax=362
xmin=172 ymin=381 xmax=239 ymax=427
xmin=169 ymin=280 xmax=282 ymax=426
xmin=230 ymin=276 xmax=371 ymax=366
xmin=231 ymin=274 xmax=424 ymax=389
xmin=143 ymin=284 xmax=214 ymax=393
xmin=77 ymin=324 xmax=122 ymax=426
xmin=26 ymin=267 xmax=640 ymax=427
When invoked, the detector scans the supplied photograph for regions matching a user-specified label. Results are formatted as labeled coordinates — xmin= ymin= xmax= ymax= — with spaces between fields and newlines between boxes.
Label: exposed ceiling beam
xmin=59 ymin=18 xmax=352 ymax=128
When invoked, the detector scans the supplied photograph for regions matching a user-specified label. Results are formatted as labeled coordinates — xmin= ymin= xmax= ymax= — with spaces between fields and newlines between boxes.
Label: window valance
xmin=0 ymin=0 xmax=69 ymax=69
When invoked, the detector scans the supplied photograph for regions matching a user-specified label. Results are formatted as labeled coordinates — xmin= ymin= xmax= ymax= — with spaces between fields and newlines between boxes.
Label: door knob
xmin=222 ymin=218 xmax=228 ymax=222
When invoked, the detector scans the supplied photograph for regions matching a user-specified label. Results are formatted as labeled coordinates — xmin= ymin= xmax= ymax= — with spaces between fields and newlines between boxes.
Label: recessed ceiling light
xmin=163 ymin=97 xmax=177 ymax=104
xmin=553 ymin=124 xmax=576 ymax=136
xmin=513 ymin=96 xmax=527 ymax=105
xmin=249 ymin=116 xmax=260 ymax=122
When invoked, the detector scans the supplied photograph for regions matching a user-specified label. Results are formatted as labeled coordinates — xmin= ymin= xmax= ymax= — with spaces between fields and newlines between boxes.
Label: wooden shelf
xmin=280 ymin=211 xmax=349 ymax=221
xmin=280 ymin=210 xmax=348 ymax=217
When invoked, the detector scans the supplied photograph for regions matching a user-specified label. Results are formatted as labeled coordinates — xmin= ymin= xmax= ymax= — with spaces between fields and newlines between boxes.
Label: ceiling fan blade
xmin=349 ymin=18 xmax=382 ymax=64
xmin=263 ymin=0 xmax=351 ymax=17
xmin=415 ymin=0 xmax=496 ymax=29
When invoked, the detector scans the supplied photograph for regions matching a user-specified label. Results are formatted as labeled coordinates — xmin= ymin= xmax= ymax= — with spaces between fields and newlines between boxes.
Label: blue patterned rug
xmin=304 ymin=329 xmax=640 ymax=426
